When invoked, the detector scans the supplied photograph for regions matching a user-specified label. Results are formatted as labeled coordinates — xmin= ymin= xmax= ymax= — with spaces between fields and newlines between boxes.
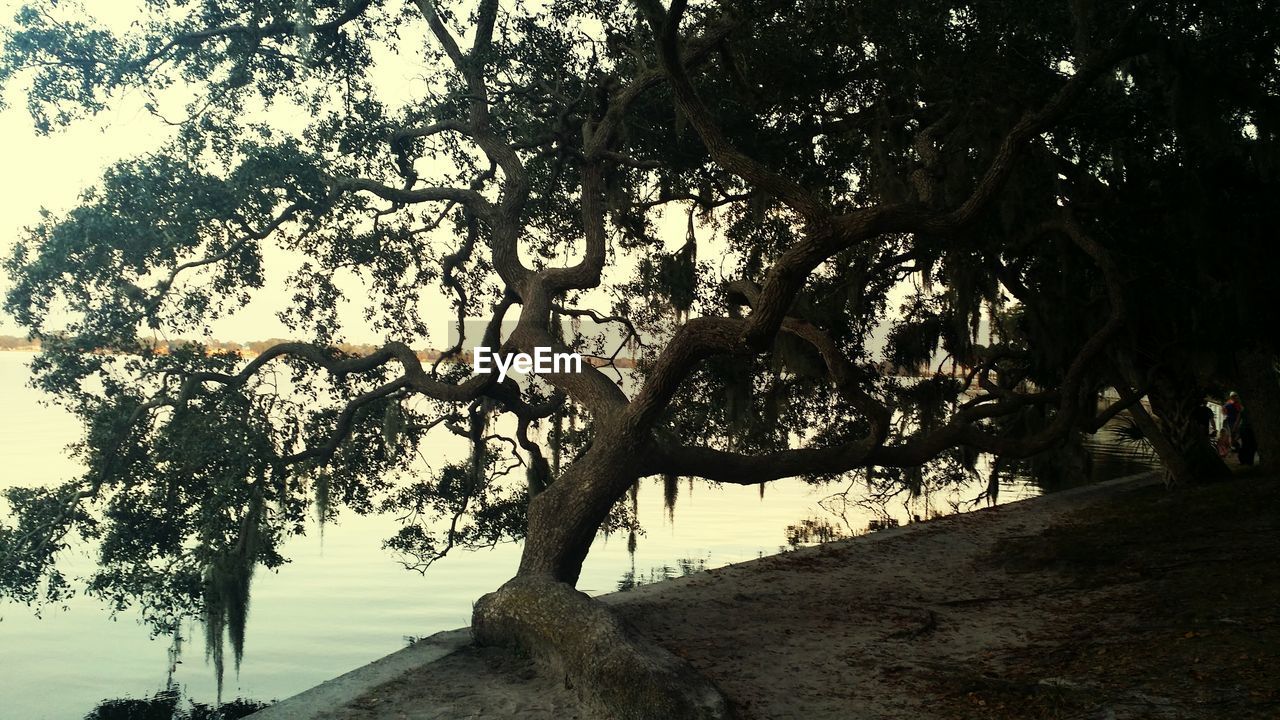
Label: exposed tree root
xmin=472 ymin=575 xmax=733 ymax=720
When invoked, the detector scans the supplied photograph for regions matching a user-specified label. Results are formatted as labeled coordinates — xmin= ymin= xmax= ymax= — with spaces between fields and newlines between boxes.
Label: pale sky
xmin=0 ymin=1 xmax=459 ymax=343
xmin=0 ymin=84 xmax=165 ymax=335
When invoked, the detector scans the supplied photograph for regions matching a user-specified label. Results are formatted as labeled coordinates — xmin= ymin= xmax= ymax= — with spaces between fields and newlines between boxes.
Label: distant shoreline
xmin=0 ymin=344 xmax=639 ymax=369
xmin=0 ymin=345 xmax=946 ymax=376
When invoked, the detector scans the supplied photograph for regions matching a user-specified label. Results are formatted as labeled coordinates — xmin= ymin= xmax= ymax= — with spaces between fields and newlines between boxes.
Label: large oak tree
xmin=3 ymin=0 xmax=1273 ymax=716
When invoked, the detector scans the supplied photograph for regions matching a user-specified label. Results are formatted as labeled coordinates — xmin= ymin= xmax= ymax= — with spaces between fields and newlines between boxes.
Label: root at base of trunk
xmin=472 ymin=575 xmax=733 ymax=720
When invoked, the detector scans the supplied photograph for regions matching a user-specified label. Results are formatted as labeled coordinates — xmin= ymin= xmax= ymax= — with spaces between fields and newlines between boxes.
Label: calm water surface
xmin=0 ymin=352 xmax=1158 ymax=719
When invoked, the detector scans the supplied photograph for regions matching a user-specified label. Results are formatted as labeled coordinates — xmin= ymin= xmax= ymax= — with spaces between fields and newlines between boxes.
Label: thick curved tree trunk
xmin=1145 ymin=375 xmax=1231 ymax=484
xmin=472 ymin=436 xmax=735 ymax=719
xmin=1114 ymin=361 xmax=1229 ymax=485
xmin=1128 ymin=403 xmax=1198 ymax=486
xmin=473 ymin=576 xmax=731 ymax=720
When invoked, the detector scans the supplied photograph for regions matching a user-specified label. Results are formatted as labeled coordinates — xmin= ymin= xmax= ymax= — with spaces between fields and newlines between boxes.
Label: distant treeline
xmin=1 ymin=335 xmax=956 ymax=375
xmin=0 ymin=335 xmax=640 ymax=368
xmin=0 ymin=335 xmax=959 ymax=374
xmin=0 ymin=334 xmax=446 ymax=358
xmin=0 ymin=335 xmax=40 ymax=350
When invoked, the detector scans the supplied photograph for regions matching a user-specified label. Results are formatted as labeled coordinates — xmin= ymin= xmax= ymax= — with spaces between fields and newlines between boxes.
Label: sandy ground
xmin=315 ymin=471 xmax=1280 ymax=720
xmin=312 ymin=644 xmax=586 ymax=720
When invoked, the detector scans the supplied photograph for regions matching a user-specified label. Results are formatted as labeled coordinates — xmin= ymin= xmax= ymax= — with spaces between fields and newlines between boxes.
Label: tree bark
xmin=515 ymin=429 xmax=638 ymax=583
xmin=1145 ymin=373 xmax=1232 ymax=484
xmin=1127 ymin=402 xmax=1199 ymax=486
xmin=1237 ymin=350 xmax=1280 ymax=474
xmin=471 ymin=431 xmax=735 ymax=719
xmin=473 ymin=576 xmax=732 ymax=720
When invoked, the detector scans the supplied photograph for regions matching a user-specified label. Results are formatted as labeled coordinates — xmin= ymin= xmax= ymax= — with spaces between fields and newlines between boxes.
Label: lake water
xmin=0 ymin=352 xmax=1159 ymax=719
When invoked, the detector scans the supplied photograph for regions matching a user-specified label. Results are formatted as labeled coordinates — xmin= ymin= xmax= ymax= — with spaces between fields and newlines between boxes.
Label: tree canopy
xmin=2 ymin=0 xmax=1276 ymax=715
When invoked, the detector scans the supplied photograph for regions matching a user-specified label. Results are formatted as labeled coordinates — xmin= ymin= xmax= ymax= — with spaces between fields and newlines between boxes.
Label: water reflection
xmin=80 ymin=633 xmax=271 ymax=720
xmin=616 ymin=557 xmax=708 ymax=592
xmin=83 ymin=692 xmax=267 ymax=720
xmin=785 ymin=517 xmax=850 ymax=547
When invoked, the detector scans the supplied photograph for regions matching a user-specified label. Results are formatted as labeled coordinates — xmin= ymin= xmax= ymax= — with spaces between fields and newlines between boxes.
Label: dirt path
xmin=314 ymin=472 xmax=1280 ymax=719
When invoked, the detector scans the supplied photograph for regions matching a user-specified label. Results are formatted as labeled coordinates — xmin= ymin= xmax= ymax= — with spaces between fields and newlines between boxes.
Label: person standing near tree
xmin=1223 ymin=392 xmax=1244 ymax=449
xmin=1192 ymin=397 xmax=1217 ymax=441
xmin=1237 ymin=409 xmax=1259 ymax=466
